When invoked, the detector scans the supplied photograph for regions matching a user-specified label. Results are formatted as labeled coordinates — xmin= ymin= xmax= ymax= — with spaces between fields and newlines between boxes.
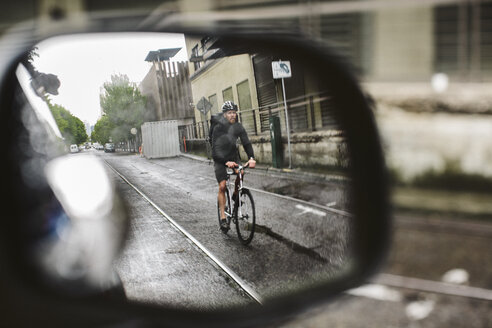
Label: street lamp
xmin=130 ymin=127 xmax=137 ymax=153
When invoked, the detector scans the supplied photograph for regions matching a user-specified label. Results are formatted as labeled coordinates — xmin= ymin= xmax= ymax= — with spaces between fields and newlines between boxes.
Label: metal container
xmin=141 ymin=120 xmax=180 ymax=159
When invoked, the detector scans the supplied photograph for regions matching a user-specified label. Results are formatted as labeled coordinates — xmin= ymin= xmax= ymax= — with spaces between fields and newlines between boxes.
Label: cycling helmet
xmin=221 ymin=101 xmax=238 ymax=112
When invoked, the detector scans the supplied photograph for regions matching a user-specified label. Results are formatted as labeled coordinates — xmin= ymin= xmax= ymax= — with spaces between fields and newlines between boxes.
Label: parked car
xmin=104 ymin=143 xmax=115 ymax=153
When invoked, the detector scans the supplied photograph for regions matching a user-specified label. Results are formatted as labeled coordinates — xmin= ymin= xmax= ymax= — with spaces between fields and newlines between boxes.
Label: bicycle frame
xmin=225 ymin=164 xmax=246 ymax=221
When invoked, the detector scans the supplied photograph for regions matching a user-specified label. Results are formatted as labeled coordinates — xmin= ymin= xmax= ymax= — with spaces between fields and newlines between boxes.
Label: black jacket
xmin=211 ymin=116 xmax=254 ymax=164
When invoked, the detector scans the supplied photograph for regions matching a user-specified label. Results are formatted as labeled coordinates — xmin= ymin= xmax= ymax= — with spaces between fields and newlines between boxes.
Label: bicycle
xmin=216 ymin=163 xmax=256 ymax=245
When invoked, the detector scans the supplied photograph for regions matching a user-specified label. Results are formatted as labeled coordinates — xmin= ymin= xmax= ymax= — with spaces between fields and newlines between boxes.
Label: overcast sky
xmin=32 ymin=32 xmax=188 ymax=125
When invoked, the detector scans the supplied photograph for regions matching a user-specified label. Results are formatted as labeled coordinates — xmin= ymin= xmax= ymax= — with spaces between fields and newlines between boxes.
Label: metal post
xmin=282 ymin=77 xmax=292 ymax=168
xmin=310 ymin=95 xmax=316 ymax=131
xmin=458 ymin=2 xmax=468 ymax=80
xmin=253 ymin=107 xmax=258 ymax=135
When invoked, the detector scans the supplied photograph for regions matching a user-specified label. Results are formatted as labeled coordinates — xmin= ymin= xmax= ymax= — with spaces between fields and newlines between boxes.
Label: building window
xmin=237 ymin=80 xmax=255 ymax=134
xmin=222 ymin=87 xmax=233 ymax=103
xmin=237 ymin=80 xmax=252 ymax=110
xmin=434 ymin=2 xmax=492 ymax=80
xmin=320 ymin=12 xmax=365 ymax=75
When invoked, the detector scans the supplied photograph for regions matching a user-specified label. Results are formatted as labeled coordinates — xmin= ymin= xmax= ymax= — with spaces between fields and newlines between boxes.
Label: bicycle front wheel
xmin=235 ymin=188 xmax=255 ymax=245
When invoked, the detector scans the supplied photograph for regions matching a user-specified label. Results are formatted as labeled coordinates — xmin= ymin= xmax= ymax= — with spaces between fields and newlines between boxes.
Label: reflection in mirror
xmin=18 ymin=33 xmax=354 ymax=309
xmin=13 ymin=61 xmax=128 ymax=297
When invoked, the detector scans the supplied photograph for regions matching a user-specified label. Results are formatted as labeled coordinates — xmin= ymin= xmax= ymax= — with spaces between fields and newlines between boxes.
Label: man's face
xmin=223 ymin=110 xmax=237 ymax=124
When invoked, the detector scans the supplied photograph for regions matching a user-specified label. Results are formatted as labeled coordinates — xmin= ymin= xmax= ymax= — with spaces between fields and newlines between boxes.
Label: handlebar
xmin=225 ymin=161 xmax=250 ymax=175
xmin=225 ymin=162 xmax=249 ymax=169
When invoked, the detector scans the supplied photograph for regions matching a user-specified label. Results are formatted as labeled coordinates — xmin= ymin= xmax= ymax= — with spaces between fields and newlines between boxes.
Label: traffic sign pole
xmin=281 ymin=76 xmax=292 ymax=169
xmin=272 ymin=59 xmax=293 ymax=169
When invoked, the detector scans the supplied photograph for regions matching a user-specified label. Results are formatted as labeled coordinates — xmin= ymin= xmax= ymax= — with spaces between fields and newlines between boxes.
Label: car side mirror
xmin=0 ymin=17 xmax=390 ymax=328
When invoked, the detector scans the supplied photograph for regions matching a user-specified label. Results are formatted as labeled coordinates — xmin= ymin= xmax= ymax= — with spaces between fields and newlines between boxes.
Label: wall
xmin=371 ymin=7 xmax=434 ymax=81
xmin=139 ymin=65 xmax=162 ymax=120
xmin=190 ymin=54 xmax=259 ymax=123
xmin=139 ymin=61 xmax=194 ymax=126
xmin=244 ymin=130 xmax=348 ymax=169
xmin=376 ymin=103 xmax=492 ymax=182
xmin=184 ymin=129 xmax=348 ymax=170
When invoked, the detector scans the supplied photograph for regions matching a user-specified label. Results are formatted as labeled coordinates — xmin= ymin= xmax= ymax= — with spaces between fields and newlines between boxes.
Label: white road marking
xmin=406 ymin=299 xmax=435 ymax=321
xmin=250 ymin=187 xmax=352 ymax=217
xmin=150 ymin=156 xmax=352 ymax=217
xmin=347 ymin=284 xmax=402 ymax=302
xmin=442 ymin=268 xmax=469 ymax=285
xmin=295 ymin=204 xmax=326 ymax=217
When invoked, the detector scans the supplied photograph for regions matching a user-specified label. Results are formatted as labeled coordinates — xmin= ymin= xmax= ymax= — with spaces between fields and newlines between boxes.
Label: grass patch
xmin=393 ymin=187 xmax=492 ymax=221
xmin=390 ymin=160 xmax=492 ymax=220
xmin=411 ymin=160 xmax=492 ymax=194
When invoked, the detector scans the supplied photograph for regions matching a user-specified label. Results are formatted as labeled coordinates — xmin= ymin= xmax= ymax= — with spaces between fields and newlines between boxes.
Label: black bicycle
xmin=217 ymin=163 xmax=256 ymax=245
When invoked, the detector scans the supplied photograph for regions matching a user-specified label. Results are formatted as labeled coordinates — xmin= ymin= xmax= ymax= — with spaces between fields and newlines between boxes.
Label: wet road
xmin=99 ymin=152 xmax=352 ymax=307
xmin=88 ymin=150 xmax=492 ymax=326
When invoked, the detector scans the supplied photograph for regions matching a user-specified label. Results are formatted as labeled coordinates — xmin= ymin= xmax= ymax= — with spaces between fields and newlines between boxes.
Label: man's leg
xmin=218 ymin=180 xmax=227 ymax=220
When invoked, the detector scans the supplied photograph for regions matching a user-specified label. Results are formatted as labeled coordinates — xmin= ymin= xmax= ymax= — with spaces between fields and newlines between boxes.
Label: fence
xmin=179 ymin=92 xmax=338 ymax=140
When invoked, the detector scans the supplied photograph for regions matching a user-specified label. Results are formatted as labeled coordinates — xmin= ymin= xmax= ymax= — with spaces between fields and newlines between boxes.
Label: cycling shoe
xmin=220 ymin=219 xmax=230 ymax=233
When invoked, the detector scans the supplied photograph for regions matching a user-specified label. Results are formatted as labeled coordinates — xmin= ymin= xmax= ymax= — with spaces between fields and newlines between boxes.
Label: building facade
xmin=139 ymin=48 xmax=195 ymax=126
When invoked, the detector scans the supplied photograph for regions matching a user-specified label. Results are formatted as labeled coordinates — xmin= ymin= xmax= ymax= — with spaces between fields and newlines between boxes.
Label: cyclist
xmin=212 ymin=101 xmax=256 ymax=232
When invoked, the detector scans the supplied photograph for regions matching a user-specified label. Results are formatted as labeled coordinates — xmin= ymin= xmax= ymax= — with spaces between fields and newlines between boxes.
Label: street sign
xmin=196 ymin=96 xmax=212 ymax=115
xmin=272 ymin=61 xmax=292 ymax=79
xmin=272 ymin=60 xmax=293 ymax=167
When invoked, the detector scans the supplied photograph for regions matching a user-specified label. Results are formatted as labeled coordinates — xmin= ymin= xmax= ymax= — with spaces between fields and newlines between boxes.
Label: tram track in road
xmin=105 ymin=160 xmax=264 ymax=306
xmin=102 ymin=154 xmax=492 ymax=306
xmin=145 ymin=156 xmax=352 ymax=217
xmin=124 ymin=155 xmax=350 ymax=263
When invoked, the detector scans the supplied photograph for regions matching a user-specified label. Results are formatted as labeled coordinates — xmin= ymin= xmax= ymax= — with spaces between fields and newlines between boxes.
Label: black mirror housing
xmin=0 ymin=10 xmax=390 ymax=328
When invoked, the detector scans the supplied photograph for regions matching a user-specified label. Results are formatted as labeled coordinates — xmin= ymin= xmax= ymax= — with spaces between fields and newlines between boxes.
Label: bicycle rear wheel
xmin=217 ymin=188 xmax=231 ymax=230
xmin=235 ymin=188 xmax=255 ymax=245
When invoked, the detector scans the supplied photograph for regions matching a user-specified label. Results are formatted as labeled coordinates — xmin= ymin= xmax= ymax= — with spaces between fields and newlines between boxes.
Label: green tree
xmin=99 ymin=74 xmax=146 ymax=143
xmin=47 ymin=99 xmax=88 ymax=145
xmin=91 ymin=115 xmax=113 ymax=144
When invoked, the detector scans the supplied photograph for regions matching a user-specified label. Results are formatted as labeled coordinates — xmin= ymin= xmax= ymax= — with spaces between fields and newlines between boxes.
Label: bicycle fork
xmin=225 ymin=166 xmax=247 ymax=222
xmin=232 ymin=171 xmax=245 ymax=222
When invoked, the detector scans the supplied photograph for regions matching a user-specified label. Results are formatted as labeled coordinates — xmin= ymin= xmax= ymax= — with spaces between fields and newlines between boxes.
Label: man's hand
xmin=225 ymin=161 xmax=238 ymax=168
xmin=247 ymin=158 xmax=256 ymax=169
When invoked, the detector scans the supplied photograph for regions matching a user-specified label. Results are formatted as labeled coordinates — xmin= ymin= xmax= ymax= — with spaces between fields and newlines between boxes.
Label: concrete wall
xmin=139 ymin=65 xmax=162 ymax=120
xmin=244 ymin=130 xmax=348 ymax=169
xmin=375 ymin=99 xmax=492 ymax=182
xmin=184 ymin=129 xmax=348 ymax=170
xmin=370 ymin=7 xmax=434 ymax=81
xmin=190 ymin=54 xmax=259 ymax=122
xmin=140 ymin=61 xmax=194 ymax=126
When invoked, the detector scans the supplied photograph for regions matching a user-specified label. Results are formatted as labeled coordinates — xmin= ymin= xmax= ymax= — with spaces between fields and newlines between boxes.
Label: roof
xmin=144 ymin=48 xmax=182 ymax=62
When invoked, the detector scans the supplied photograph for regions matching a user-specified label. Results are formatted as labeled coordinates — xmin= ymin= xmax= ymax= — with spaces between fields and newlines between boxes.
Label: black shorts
xmin=214 ymin=160 xmax=241 ymax=183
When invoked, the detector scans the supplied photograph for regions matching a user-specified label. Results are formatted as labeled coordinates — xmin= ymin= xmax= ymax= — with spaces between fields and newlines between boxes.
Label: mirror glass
xmin=16 ymin=32 xmax=354 ymax=309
